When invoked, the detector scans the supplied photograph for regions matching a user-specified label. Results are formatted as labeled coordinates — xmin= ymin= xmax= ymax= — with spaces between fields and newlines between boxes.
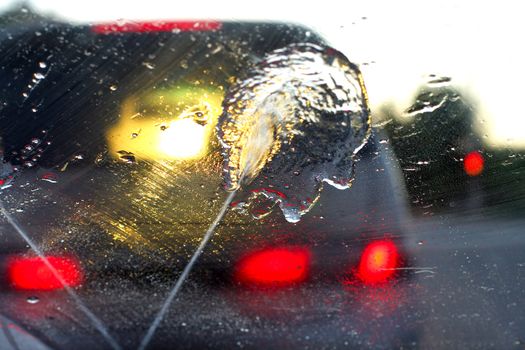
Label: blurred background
xmin=1 ymin=0 xmax=523 ymax=148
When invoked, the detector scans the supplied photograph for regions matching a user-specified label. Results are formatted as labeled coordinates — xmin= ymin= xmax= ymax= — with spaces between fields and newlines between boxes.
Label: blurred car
xmin=0 ymin=17 xmax=413 ymax=349
xmin=384 ymin=87 xmax=485 ymax=214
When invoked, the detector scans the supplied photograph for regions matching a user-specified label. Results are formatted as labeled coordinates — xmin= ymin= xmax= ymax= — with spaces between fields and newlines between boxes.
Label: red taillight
xmin=357 ymin=240 xmax=399 ymax=285
xmin=91 ymin=20 xmax=222 ymax=34
xmin=235 ymin=247 xmax=310 ymax=286
xmin=463 ymin=151 xmax=484 ymax=177
xmin=7 ymin=256 xmax=83 ymax=291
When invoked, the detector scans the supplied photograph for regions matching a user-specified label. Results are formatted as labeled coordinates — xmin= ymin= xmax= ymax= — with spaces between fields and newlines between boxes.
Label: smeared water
xmin=218 ymin=43 xmax=370 ymax=222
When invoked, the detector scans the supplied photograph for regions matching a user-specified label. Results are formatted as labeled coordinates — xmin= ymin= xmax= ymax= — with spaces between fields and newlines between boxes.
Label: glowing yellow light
xmin=158 ymin=118 xmax=207 ymax=159
xmin=105 ymin=85 xmax=224 ymax=162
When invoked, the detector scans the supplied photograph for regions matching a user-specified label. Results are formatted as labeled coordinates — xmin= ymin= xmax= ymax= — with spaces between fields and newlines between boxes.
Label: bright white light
xmin=158 ymin=119 xmax=207 ymax=159
xmin=6 ymin=0 xmax=524 ymax=147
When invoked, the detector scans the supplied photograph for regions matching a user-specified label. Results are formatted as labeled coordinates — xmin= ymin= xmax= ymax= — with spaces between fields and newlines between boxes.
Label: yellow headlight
xmin=157 ymin=118 xmax=207 ymax=159
xmin=106 ymin=85 xmax=223 ymax=162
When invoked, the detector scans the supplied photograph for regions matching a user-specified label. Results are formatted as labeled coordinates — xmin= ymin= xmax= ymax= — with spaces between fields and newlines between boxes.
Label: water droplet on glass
xmin=218 ymin=43 xmax=370 ymax=222
xmin=94 ymin=150 xmax=109 ymax=166
xmin=142 ymin=62 xmax=155 ymax=70
xmin=41 ymin=172 xmax=58 ymax=183
xmin=426 ymin=75 xmax=452 ymax=87
xmin=403 ymin=90 xmax=450 ymax=117
xmin=109 ymin=85 xmax=118 ymax=91
xmin=116 ymin=150 xmax=136 ymax=164
xmin=27 ymin=296 xmax=39 ymax=304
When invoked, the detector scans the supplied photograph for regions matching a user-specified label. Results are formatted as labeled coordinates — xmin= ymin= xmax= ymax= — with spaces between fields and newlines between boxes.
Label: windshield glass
xmin=0 ymin=2 xmax=524 ymax=350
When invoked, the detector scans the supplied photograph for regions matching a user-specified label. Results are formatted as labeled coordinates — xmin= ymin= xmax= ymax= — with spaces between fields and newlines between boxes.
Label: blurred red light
xmin=357 ymin=240 xmax=399 ymax=285
xmin=7 ymin=256 xmax=83 ymax=291
xmin=235 ymin=247 xmax=310 ymax=286
xmin=92 ymin=20 xmax=222 ymax=34
xmin=463 ymin=151 xmax=484 ymax=176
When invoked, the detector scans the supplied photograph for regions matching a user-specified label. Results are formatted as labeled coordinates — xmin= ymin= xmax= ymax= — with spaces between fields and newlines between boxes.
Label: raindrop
xmin=142 ymin=62 xmax=155 ymax=70
xmin=27 ymin=296 xmax=40 ymax=304
xmin=109 ymin=85 xmax=118 ymax=91
xmin=38 ymin=62 xmax=47 ymax=68
xmin=403 ymin=92 xmax=449 ymax=117
xmin=426 ymin=75 xmax=452 ymax=87
xmin=41 ymin=172 xmax=58 ymax=183
xmin=117 ymin=150 xmax=136 ymax=164
xmin=94 ymin=150 xmax=109 ymax=166
xmin=33 ymin=72 xmax=45 ymax=80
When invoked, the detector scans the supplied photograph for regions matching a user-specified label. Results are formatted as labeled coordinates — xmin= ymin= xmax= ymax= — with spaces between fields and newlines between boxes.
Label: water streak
xmin=218 ymin=43 xmax=370 ymax=222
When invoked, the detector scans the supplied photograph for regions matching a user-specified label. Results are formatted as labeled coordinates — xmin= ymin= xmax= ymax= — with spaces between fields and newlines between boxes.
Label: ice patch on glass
xmin=217 ymin=43 xmax=370 ymax=222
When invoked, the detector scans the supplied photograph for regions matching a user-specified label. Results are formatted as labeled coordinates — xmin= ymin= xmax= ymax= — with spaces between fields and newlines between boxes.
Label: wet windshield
xmin=0 ymin=2 xmax=524 ymax=350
